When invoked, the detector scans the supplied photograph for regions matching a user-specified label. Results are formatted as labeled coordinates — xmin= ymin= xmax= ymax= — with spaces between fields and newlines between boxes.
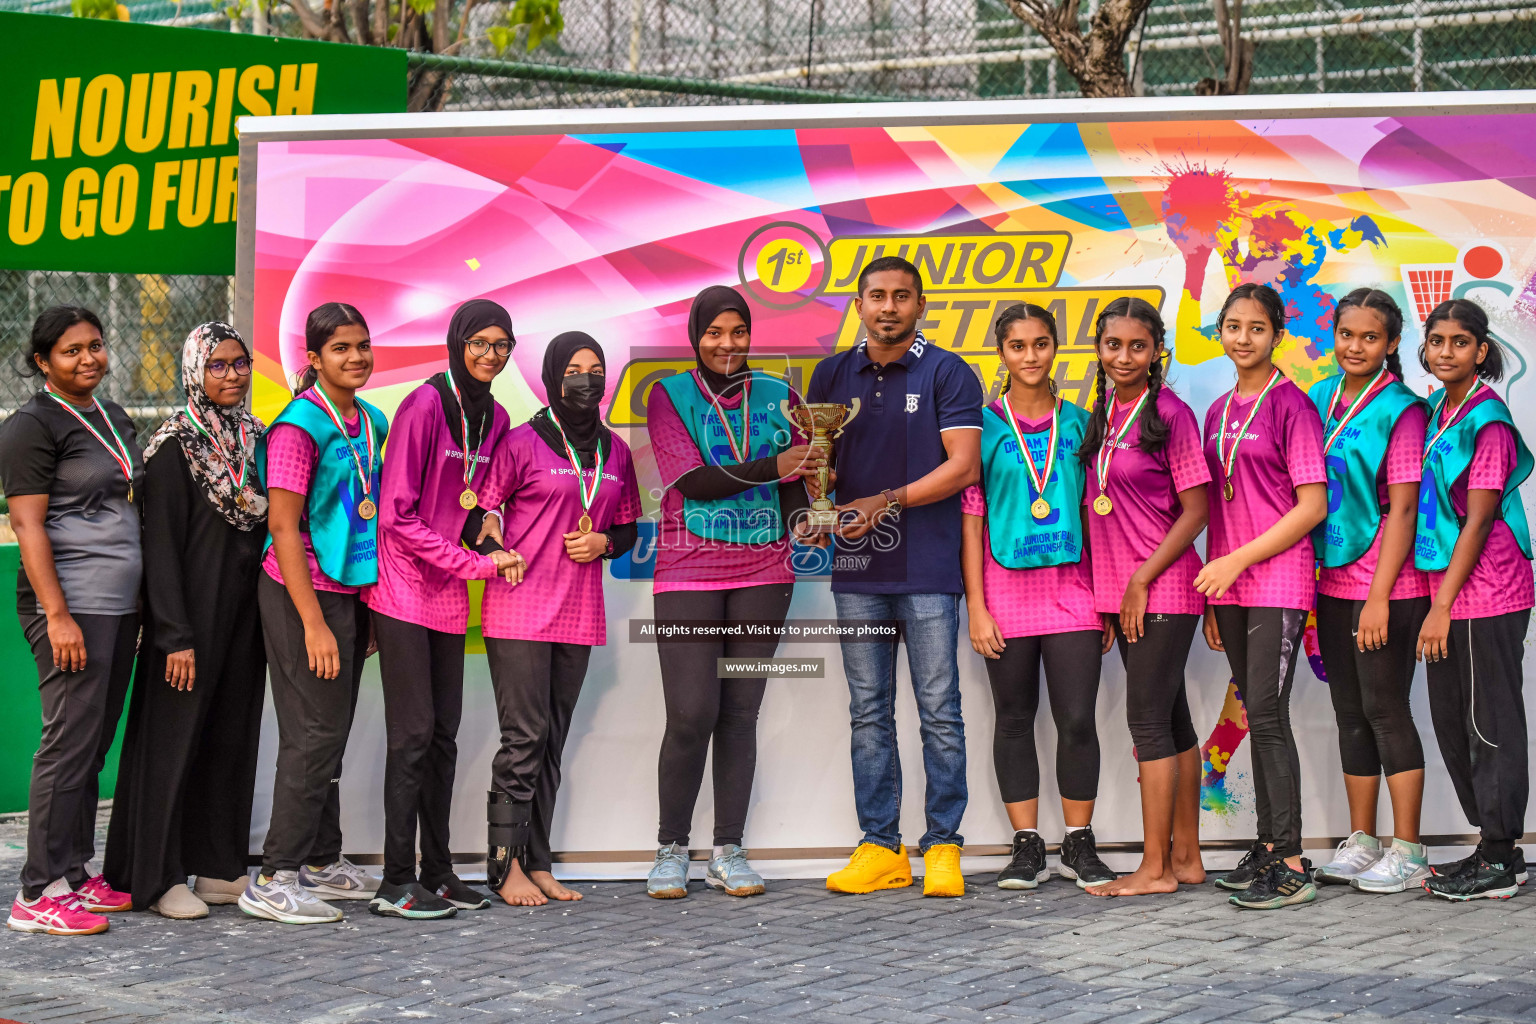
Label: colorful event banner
xmin=0 ymin=12 xmax=403 ymax=274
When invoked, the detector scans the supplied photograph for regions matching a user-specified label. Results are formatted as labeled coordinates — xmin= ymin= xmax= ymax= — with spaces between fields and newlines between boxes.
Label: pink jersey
xmin=1203 ymin=378 xmax=1326 ymax=610
xmin=363 ymin=383 xmax=505 ymax=634
xmin=1084 ymin=387 xmax=1210 ymax=616
xmin=261 ymin=393 xmax=358 ymax=596
xmin=1430 ymin=416 xmax=1535 ymax=619
xmin=479 ymin=423 xmax=642 ymax=644
xmin=1318 ymin=402 xmax=1431 ymax=602
xmin=648 ymin=382 xmax=802 ymax=593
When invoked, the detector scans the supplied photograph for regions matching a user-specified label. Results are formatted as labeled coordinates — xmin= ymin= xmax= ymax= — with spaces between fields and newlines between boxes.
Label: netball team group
xmin=1 ymin=253 xmax=1528 ymax=937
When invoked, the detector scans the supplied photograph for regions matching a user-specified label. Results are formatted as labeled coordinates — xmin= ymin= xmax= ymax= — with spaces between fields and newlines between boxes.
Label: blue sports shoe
xmin=647 ymin=843 xmax=690 ymax=899
xmin=705 ymin=845 xmax=765 ymax=897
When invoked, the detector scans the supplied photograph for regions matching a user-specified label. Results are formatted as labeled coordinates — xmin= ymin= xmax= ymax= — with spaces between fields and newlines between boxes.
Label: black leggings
xmin=1116 ymin=613 xmax=1199 ymax=763
xmin=375 ymin=613 xmax=465 ymax=887
xmin=984 ymin=630 xmax=1102 ymax=803
xmin=655 ymin=583 xmax=793 ymax=848
xmin=1426 ymin=611 xmax=1531 ymax=864
xmin=1213 ymin=606 xmax=1308 ymax=860
xmin=487 ymin=638 xmax=592 ymax=874
xmin=1316 ymin=594 xmax=1428 ymax=777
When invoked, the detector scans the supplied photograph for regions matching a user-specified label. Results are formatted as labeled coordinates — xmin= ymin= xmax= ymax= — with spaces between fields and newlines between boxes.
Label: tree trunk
xmin=1006 ymin=0 xmax=1152 ymax=98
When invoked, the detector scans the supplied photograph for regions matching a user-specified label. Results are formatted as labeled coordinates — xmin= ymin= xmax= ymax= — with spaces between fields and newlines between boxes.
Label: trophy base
xmin=802 ymin=507 xmax=840 ymax=535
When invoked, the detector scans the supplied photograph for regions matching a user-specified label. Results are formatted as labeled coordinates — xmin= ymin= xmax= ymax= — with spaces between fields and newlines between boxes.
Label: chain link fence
xmin=3 ymin=0 xmax=1534 ymax=430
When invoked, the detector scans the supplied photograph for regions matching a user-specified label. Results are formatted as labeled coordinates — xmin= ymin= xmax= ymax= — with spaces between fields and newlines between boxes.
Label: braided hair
xmin=1333 ymin=287 xmax=1404 ymax=379
xmin=1077 ymin=296 xmax=1171 ymax=460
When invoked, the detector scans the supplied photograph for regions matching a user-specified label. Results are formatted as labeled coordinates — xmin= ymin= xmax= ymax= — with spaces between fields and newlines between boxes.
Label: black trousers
xmin=1116 ymin=613 xmax=1199 ymax=763
xmin=1213 ymin=606 xmax=1308 ymax=859
xmin=655 ymin=583 xmax=794 ymax=848
xmin=376 ymin=612 xmax=464 ymax=887
xmin=105 ymin=592 xmax=266 ymax=909
xmin=984 ymin=630 xmax=1102 ymax=803
xmin=1316 ymin=594 xmax=1428 ymax=778
xmin=1426 ymin=610 xmax=1531 ymax=863
xmin=20 ymin=612 xmax=137 ymax=900
xmin=487 ymin=638 xmax=592 ymax=873
xmin=257 ymin=575 xmax=366 ymax=875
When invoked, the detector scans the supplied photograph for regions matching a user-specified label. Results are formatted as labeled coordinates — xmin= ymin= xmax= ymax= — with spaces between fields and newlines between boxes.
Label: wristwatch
xmin=880 ymin=488 xmax=903 ymax=521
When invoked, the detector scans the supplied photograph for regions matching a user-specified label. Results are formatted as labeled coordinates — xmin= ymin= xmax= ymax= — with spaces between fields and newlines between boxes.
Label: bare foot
xmin=1172 ymin=852 xmax=1207 ymax=885
xmin=1086 ymin=864 xmax=1180 ymax=897
xmin=498 ymin=861 xmax=548 ymax=906
xmin=529 ymin=870 xmax=583 ymax=901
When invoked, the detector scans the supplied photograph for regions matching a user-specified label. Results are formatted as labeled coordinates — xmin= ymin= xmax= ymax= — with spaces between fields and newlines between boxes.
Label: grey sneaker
xmin=705 ymin=845 xmax=766 ymax=897
xmin=298 ymin=856 xmax=379 ymax=900
xmin=1352 ymin=840 xmax=1431 ymax=893
xmin=647 ymin=843 xmax=690 ymax=899
xmin=238 ymin=870 xmax=343 ymax=925
xmin=1313 ymin=831 xmax=1381 ymax=885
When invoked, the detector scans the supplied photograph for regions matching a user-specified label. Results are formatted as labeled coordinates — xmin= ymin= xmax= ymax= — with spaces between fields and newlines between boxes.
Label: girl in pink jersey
xmin=1416 ymin=300 xmax=1535 ymax=902
xmin=478 ymin=333 xmax=642 ymax=906
xmin=1075 ymin=297 xmax=1212 ymax=898
xmin=1309 ymin=289 xmax=1433 ymax=894
xmin=963 ymin=304 xmax=1112 ymax=892
xmin=1197 ymin=283 xmax=1327 ymax=911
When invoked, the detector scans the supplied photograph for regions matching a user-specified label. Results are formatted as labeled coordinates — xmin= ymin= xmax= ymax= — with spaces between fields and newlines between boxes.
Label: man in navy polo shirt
xmin=807 ymin=255 xmax=983 ymax=898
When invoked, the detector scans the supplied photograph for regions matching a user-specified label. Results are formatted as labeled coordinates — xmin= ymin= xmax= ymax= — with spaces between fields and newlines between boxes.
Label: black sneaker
xmin=1215 ymin=841 xmax=1271 ymax=891
xmin=1431 ymin=839 xmax=1484 ymax=878
xmin=1229 ymin=858 xmax=1317 ymax=910
xmin=367 ymin=881 xmax=459 ymax=920
xmin=996 ymin=831 xmax=1048 ymax=890
xmin=423 ymin=873 xmax=491 ymax=910
xmin=1425 ymin=855 xmax=1519 ymax=901
xmin=1057 ymin=826 xmax=1116 ymax=889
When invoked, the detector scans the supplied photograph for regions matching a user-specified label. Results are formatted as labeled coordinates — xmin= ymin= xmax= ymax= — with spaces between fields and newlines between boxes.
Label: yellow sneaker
xmin=922 ymin=843 xmax=965 ymax=897
xmin=826 ymin=843 xmax=913 ymax=893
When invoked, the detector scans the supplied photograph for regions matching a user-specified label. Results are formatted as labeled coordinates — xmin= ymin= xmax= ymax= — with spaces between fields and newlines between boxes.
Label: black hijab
xmin=531 ymin=331 xmax=610 ymax=466
xmin=430 ymin=298 xmax=512 ymax=449
xmin=688 ymin=285 xmax=753 ymax=399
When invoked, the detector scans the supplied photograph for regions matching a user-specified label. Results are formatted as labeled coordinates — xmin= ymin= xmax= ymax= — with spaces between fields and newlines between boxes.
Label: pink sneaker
xmin=74 ymin=875 xmax=132 ymax=913
xmin=8 ymin=893 xmax=109 ymax=935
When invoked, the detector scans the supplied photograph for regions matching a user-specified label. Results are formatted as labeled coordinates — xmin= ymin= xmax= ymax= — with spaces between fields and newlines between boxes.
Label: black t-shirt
xmin=0 ymin=390 xmax=144 ymax=617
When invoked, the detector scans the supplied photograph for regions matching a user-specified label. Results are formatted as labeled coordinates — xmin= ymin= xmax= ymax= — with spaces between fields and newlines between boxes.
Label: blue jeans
xmin=833 ymin=592 xmax=967 ymax=853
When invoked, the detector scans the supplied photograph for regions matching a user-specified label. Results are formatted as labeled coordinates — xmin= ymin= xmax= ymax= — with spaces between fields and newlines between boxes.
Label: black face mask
xmin=560 ymin=372 xmax=605 ymax=411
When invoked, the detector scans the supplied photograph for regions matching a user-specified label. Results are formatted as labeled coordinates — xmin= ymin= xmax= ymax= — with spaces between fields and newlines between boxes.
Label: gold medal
xmin=127 ymin=484 xmax=134 ymax=504
xmin=1223 ymin=480 xmax=1234 ymax=501
xmin=357 ymin=498 xmax=377 ymax=520
xmin=1030 ymin=497 xmax=1051 ymax=520
xmin=579 ymin=513 xmax=593 ymax=534
xmin=460 ymin=489 xmax=477 ymax=510
xmin=1093 ymin=493 xmax=1113 ymax=516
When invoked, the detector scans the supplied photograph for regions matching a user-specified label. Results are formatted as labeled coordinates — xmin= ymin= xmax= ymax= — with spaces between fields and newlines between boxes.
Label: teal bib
xmin=1308 ymin=374 xmax=1428 ymax=567
xmin=256 ymin=392 xmax=389 ymax=587
xmin=1415 ymin=389 xmax=1534 ymax=572
xmin=978 ymin=398 xmax=1088 ymax=569
xmin=655 ymin=370 xmax=795 ymax=545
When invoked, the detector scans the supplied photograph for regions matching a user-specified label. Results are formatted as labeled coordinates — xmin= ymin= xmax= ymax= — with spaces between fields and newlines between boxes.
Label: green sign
xmin=0 ymin=12 xmax=404 ymax=275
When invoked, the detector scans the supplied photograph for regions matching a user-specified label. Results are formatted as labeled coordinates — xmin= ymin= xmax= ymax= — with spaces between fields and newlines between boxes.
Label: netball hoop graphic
xmin=1401 ymin=242 xmax=1513 ymax=324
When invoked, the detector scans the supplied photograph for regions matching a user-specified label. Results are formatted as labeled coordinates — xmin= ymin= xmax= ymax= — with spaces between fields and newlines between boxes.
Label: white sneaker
xmin=1313 ymin=831 xmax=1381 ymax=884
xmin=298 ymin=856 xmax=379 ymax=900
xmin=1353 ymin=840 xmax=1431 ymax=893
xmin=238 ymin=870 xmax=343 ymax=925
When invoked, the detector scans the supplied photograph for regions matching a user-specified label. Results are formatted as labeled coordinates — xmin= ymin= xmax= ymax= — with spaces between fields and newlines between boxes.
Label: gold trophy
xmin=788 ymin=399 xmax=861 ymax=535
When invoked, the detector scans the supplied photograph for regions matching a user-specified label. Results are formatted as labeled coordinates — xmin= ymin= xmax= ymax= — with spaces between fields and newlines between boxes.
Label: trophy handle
xmin=834 ymin=397 xmax=862 ymax=437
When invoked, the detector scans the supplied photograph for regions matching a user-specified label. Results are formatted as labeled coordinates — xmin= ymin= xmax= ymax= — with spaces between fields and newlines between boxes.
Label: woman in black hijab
xmin=474 ymin=332 xmax=642 ymax=905
xmin=642 ymin=285 xmax=822 ymax=900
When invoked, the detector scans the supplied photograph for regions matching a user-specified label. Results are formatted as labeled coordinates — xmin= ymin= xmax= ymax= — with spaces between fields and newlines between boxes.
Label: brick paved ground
xmin=0 ymin=812 xmax=1532 ymax=1024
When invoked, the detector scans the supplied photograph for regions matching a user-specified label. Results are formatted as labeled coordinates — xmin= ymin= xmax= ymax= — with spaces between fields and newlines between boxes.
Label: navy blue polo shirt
xmin=806 ymin=331 xmax=984 ymax=594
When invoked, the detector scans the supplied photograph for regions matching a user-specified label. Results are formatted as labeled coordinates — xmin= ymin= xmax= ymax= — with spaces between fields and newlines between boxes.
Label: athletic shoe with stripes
xmin=74 ymin=875 xmax=132 ymax=912
xmin=367 ymin=881 xmax=458 ymax=920
xmin=298 ymin=856 xmax=379 ymax=900
xmin=7 ymin=892 xmax=109 ymax=935
xmin=239 ymin=870 xmax=343 ymax=924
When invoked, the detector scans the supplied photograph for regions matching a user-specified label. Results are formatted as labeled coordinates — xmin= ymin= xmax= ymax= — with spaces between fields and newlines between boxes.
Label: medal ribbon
xmin=185 ymin=403 xmax=250 ymax=492
xmin=309 ymin=384 xmax=376 ymax=501
xmin=1217 ymin=367 xmax=1282 ymax=487
xmin=42 ymin=382 xmax=134 ymax=490
xmin=1095 ymin=388 xmax=1150 ymax=495
xmin=446 ymin=371 xmax=488 ymax=492
xmin=1422 ymin=379 xmax=1487 ymax=469
xmin=694 ymin=370 xmax=752 ymax=464
xmin=547 ymin=409 xmax=605 ymax=514
xmin=1002 ymin=393 xmax=1057 ymax=499
xmin=1323 ymin=366 xmax=1389 ymax=454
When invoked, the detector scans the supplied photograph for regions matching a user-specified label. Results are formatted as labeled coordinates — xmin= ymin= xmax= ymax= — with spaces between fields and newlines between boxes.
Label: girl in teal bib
xmin=962 ymin=303 xmax=1112 ymax=892
xmin=1308 ymin=289 xmax=1434 ymax=893
xmin=1414 ymin=299 xmax=1535 ymax=902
